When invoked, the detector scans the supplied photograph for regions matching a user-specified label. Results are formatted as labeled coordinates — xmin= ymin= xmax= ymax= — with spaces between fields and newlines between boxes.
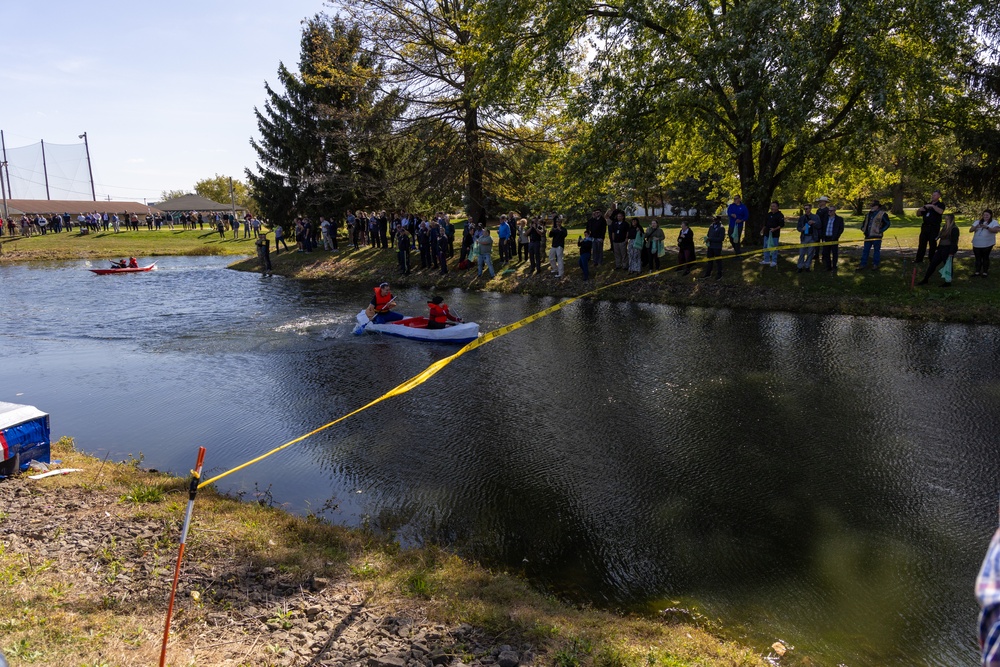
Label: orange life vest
xmin=373 ymin=288 xmax=394 ymax=311
xmin=428 ymin=302 xmax=448 ymax=324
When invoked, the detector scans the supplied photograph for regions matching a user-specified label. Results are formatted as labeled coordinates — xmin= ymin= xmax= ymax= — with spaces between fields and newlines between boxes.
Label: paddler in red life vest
xmin=370 ymin=282 xmax=403 ymax=323
xmin=128 ymin=257 xmax=139 ymax=268
xmin=426 ymin=295 xmax=462 ymax=329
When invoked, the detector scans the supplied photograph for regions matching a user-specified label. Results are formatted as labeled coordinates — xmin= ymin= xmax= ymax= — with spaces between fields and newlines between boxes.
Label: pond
xmin=1 ymin=255 xmax=997 ymax=666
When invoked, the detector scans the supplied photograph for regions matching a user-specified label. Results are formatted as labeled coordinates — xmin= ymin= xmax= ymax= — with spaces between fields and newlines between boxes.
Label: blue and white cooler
xmin=0 ymin=401 xmax=51 ymax=477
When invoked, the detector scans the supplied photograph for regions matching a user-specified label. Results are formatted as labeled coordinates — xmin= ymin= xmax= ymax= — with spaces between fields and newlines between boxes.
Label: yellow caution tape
xmin=198 ymin=236 xmax=870 ymax=489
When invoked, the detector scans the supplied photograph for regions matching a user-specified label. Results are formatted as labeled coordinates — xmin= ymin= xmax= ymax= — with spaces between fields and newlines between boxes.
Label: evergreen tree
xmin=247 ymin=14 xmax=398 ymax=225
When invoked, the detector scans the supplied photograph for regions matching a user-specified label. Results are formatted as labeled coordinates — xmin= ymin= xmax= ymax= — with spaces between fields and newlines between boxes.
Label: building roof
xmin=2 ymin=199 xmax=162 ymax=216
xmin=153 ymin=193 xmax=244 ymax=213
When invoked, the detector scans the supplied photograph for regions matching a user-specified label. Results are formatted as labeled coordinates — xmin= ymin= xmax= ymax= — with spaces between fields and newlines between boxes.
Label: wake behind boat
xmin=353 ymin=310 xmax=480 ymax=344
xmin=89 ymin=262 xmax=157 ymax=275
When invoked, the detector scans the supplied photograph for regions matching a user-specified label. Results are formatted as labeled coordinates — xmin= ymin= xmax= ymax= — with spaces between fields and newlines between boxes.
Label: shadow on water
xmin=1 ymin=256 xmax=997 ymax=666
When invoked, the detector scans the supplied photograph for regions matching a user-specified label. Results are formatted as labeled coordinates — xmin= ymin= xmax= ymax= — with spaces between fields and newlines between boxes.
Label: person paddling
xmin=128 ymin=257 xmax=139 ymax=268
xmin=369 ymin=282 xmax=403 ymax=323
xmin=426 ymin=295 xmax=462 ymax=329
xmin=111 ymin=258 xmax=127 ymax=268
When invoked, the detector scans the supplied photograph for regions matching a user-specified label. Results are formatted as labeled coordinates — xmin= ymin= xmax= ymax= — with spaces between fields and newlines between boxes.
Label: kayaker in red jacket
xmin=426 ymin=295 xmax=462 ymax=329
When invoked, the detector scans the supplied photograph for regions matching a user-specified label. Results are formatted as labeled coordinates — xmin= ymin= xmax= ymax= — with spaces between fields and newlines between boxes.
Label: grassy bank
xmin=0 ymin=439 xmax=768 ymax=667
xmin=233 ymin=214 xmax=1000 ymax=325
xmin=4 ymin=214 xmax=997 ymax=323
xmin=0 ymin=227 xmax=259 ymax=262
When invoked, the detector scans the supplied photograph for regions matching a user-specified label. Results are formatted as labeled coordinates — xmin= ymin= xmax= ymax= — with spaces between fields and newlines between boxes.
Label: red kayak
xmin=89 ymin=262 xmax=157 ymax=275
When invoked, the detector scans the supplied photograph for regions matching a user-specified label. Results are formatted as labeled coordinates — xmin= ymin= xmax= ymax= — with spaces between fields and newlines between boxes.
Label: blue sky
xmin=1 ymin=0 xmax=327 ymax=203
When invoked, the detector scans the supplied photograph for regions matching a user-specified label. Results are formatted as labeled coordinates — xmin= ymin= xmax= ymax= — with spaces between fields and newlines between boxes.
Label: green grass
xmin=0 ymin=227 xmax=258 ymax=261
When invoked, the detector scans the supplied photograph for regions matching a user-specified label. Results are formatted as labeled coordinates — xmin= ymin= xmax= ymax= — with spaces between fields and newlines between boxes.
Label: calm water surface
xmin=2 ymin=255 xmax=998 ymax=666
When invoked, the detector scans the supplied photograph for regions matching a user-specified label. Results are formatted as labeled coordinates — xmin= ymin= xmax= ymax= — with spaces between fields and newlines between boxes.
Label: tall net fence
xmin=3 ymin=141 xmax=92 ymax=200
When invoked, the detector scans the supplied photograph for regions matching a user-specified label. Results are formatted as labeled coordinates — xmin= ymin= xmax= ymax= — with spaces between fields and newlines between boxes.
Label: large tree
xmin=331 ymin=0 xmax=558 ymax=221
xmin=247 ymin=14 xmax=399 ymax=224
xmin=512 ymin=0 xmax=985 ymax=243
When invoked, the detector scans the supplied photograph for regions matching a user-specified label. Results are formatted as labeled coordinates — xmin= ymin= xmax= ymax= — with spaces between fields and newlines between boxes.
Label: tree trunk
xmin=464 ymin=103 xmax=485 ymax=224
xmin=891 ymin=182 xmax=905 ymax=215
xmin=737 ymin=149 xmax=774 ymax=247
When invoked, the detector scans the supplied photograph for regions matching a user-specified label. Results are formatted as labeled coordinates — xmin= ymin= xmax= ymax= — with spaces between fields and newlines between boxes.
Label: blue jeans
xmin=762 ymin=234 xmax=779 ymax=264
xmin=579 ymin=252 xmax=591 ymax=279
xmin=374 ymin=311 xmax=403 ymax=323
xmin=860 ymin=239 xmax=882 ymax=267
xmin=478 ymin=253 xmax=495 ymax=277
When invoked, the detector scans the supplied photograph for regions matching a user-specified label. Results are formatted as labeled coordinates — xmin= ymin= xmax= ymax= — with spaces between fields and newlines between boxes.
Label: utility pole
xmin=79 ymin=132 xmax=96 ymax=201
xmin=40 ymin=139 xmax=50 ymax=200
xmin=229 ymin=177 xmax=237 ymax=220
xmin=0 ymin=160 xmax=8 ymax=221
xmin=1 ymin=130 xmax=11 ymax=197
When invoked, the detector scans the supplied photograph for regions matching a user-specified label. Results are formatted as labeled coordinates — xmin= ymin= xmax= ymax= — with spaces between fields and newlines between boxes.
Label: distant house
xmin=629 ymin=203 xmax=699 ymax=217
xmin=154 ymin=194 xmax=245 ymax=215
xmin=2 ymin=199 xmax=161 ymax=217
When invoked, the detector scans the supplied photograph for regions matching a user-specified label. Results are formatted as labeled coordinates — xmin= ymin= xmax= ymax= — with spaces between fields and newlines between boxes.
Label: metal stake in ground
xmin=159 ymin=446 xmax=206 ymax=667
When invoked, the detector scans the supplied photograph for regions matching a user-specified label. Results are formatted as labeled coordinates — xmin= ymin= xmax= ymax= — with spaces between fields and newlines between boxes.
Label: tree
xmin=159 ymin=189 xmax=190 ymax=202
xmin=331 ymin=0 xmax=557 ymax=221
xmin=247 ymin=14 xmax=399 ymax=224
xmin=514 ymin=0 xmax=985 ymax=243
xmin=194 ymin=175 xmax=254 ymax=211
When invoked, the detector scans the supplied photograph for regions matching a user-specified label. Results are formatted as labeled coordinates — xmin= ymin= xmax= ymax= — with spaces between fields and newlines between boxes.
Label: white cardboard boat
xmin=354 ymin=310 xmax=480 ymax=344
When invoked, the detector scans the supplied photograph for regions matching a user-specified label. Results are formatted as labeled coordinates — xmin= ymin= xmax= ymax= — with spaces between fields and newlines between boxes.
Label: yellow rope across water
xmin=198 ymin=237 xmax=867 ymax=489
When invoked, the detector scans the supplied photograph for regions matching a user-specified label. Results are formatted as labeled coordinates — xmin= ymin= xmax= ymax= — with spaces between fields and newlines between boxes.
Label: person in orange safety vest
xmin=369 ymin=282 xmax=403 ymax=323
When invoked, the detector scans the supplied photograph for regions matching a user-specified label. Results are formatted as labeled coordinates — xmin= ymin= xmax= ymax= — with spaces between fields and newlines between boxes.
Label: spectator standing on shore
xmin=796 ymin=204 xmax=821 ymax=273
xmin=497 ymin=215 xmax=512 ymax=263
xmin=971 ymin=210 xmax=999 ymax=278
xmin=702 ymin=216 xmax=726 ymax=279
xmin=477 ymin=227 xmax=495 ymax=278
xmin=916 ymin=190 xmax=945 ymax=263
xmin=821 ymin=205 xmax=845 ymax=271
xmin=858 ymin=200 xmax=891 ymax=271
xmin=517 ymin=218 xmax=529 ymax=262
xmin=677 ymin=219 xmax=695 ymax=275
xmin=321 ymin=217 xmax=334 ymax=251
xmin=255 ymin=232 xmax=272 ymax=276
xmin=918 ymin=213 xmax=959 ymax=286
xmin=644 ymin=220 xmax=666 ymax=272
xmin=397 ymin=226 xmax=412 ymax=275
xmin=577 ymin=229 xmax=594 ymax=280
xmin=274 ymin=223 xmax=289 ymax=253
xmin=727 ymin=195 xmax=749 ymax=257
xmin=527 ymin=218 xmax=544 ymax=274
xmin=609 ymin=210 xmax=629 ymax=269
xmin=627 ymin=218 xmax=644 ymax=274
xmin=760 ymin=202 xmax=784 ymax=267
xmin=548 ymin=216 xmax=567 ymax=278
xmin=587 ymin=209 xmax=607 ymax=267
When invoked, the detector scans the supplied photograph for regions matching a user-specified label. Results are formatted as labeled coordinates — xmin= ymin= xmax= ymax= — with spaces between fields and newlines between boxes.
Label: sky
xmin=1 ymin=0 xmax=329 ymax=204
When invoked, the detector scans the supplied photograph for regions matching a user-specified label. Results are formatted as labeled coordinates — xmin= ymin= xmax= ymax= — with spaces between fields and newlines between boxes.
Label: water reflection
xmin=1 ymin=257 xmax=997 ymax=666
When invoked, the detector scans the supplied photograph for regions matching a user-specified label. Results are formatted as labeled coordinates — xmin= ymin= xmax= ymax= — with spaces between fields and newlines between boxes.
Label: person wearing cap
xmin=820 ymin=204 xmax=845 ymax=271
xmin=425 ymin=295 xmax=462 ymax=329
xmin=370 ymin=283 xmax=403 ymax=322
xmin=858 ymin=200 xmax=891 ymax=270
